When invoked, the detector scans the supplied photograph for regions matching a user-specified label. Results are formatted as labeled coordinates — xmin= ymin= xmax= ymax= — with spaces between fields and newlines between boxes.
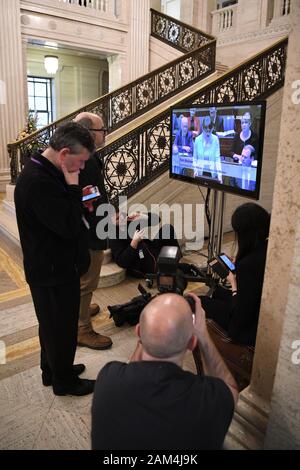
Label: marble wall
xmin=255 ymin=0 xmax=300 ymax=448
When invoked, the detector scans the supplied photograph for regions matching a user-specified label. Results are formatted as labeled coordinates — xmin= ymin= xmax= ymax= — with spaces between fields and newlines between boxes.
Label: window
xmin=27 ymin=76 xmax=53 ymax=128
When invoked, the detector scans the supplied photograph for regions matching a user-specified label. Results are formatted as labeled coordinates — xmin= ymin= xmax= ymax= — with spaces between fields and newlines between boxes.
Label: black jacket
xmin=228 ymin=240 xmax=268 ymax=346
xmin=14 ymin=152 xmax=90 ymax=286
xmin=79 ymin=155 xmax=108 ymax=251
xmin=110 ymin=216 xmax=178 ymax=277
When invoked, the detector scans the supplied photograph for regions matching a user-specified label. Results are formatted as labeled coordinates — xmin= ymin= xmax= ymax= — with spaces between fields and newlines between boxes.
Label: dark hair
xmin=231 ymin=203 xmax=270 ymax=262
xmin=49 ymin=122 xmax=95 ymax=155
xmin=202 ymin=116 xmax=214 ymax=130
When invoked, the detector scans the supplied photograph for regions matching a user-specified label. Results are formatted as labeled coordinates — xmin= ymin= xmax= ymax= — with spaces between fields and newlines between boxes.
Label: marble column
xmin=249 ymin=4 xmax=298 ymax=404
xmin=107 ymin=53 xmax=128 ymax=92
xmin=0 ymin=0 xmax=26 ymax=190
xmin=230 ymin=1 xmax=300 ymax=449
xmin=262 ymin=1 xmax=300 ymax=449
xmin=194 ymin=0 xmax=216 ymax=33
xmin=180 ymin=0 xmax=194 ymax=26
xmin=128 ymin=0 xmax=150 ymax=82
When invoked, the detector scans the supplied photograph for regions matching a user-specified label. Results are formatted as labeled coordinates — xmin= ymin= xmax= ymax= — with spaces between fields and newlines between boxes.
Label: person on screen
xmin=209 ymin=107 xmax=224 ymax=133
xmin=172 ymin=117 xmax=194 ymax=175
xmin=231 ymin=112 xmax=258 ymax=162
xmin=200 ymin=203 xmax=270 ymax=347
xmin=187 ymin=108 xmax=201 ymax=138
xmin=173 ymin=117 xmax=194 ymax=154
xmin=193 ymin=117 xmax=222 ymax=183
xmin=235 ymin=145 xmax=257 ymax=191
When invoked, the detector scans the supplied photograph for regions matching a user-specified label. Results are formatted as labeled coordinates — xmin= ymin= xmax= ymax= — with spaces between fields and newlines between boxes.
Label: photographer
xmin=92 ymin=293 xmax=238 ymax=450
xmin=109 ymin=209 xmax=180 ymax=277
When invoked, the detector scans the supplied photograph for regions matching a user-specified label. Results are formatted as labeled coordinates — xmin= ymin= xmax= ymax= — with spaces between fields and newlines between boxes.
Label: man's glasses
xmin=89 ymin=128 xmax=108 ymax=134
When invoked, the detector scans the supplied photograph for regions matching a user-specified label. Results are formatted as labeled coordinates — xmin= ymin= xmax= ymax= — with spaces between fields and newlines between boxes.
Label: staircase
xmin=0 ymin=9 xmax=288 ymax=288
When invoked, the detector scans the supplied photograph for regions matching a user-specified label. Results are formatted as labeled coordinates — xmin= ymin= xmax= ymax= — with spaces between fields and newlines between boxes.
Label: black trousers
xmin=200 ymin=286 xmax=232 ymax=331
xmin=30 ymin=278 xmax=80 ymax=387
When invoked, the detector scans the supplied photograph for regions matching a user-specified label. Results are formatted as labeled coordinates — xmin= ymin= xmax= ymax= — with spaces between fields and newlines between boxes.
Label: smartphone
xmin=82 ymin=186 xmax=101 ymax=202
xmin=218 ymin=253 xmax=235 ymax=273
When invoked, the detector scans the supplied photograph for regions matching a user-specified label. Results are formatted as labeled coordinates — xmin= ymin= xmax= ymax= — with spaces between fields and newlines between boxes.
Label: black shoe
xmin=53 ymin=378 xmax=95 ymax=396
xmin=42 ymin=363 xmax=86 ymax=386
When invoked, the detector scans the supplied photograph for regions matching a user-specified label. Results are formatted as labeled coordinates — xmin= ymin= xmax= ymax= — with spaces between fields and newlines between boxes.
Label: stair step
xmin=0 ymin=204 xmax=20 ymax=244
xmin=102 ymin=249 xmax=112 ymax=265
xmin=98 ymin=262 xmax=126 ymax=288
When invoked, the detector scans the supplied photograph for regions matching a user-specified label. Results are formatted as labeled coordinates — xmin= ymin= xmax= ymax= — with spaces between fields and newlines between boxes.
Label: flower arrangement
xmin=16 ymin=110 xmax=38 ymax=141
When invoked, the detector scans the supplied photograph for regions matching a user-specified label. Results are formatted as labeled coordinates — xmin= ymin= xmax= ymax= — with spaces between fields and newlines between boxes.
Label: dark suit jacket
xmin=79 ymin=155 xmax=108 ymax=251
xmin=212 ymin=116 xmax=224 ymax=133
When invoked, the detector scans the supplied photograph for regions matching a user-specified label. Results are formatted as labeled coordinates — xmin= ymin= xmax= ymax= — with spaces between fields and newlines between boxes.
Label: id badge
xmin=139 ymin=249 xmax=144 ymax=259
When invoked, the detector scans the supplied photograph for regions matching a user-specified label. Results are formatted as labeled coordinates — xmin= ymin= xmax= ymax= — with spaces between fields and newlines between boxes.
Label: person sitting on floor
xmin=109 ymin=209 xmax=180 ymax=278
xmin=201 ymin=202 xmax=270 ymax=347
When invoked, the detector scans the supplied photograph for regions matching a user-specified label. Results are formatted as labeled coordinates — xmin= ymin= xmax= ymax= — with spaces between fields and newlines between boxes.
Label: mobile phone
xmin=82 ymin=186 xmax=100 ymax=202
xmin=218 ymin=253 xmax=235 ymax=273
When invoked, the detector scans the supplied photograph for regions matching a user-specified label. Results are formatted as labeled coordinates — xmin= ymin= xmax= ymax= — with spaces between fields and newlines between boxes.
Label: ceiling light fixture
xmin=44 ymin=55 xmax=59 ymax=74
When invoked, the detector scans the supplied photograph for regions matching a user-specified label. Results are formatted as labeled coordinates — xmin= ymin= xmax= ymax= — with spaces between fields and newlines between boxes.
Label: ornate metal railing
xmin=97 ymin=37 xmax=288 ymax=203
xmin=8 ymin=10 xmax=216 ymax=183
xmin=150 ymin=8 xmax=213 ymax=53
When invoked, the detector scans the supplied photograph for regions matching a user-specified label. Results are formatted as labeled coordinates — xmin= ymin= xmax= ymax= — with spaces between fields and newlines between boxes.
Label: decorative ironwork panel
xmin=111 ymin=89 xmax=132 ymax=126
xmin=265 ymin=45 xmax=286 ymax=90
xmin=102 ymin=139 xmax=139 ymax=201
xmin=146 ymin=117 xmax=170 ymax=173
xmin=182 ymin=27 xmax=197 ymax=52
xmin=178 ymin=57 xmax=195 ymax=86
xmin=213 ymin=76 xmax=239 ymax=103
xmin=158 ymin=66 xmax=177 ymax=98
xmin=241 ymin=61 xmax=262 ymax=101
xmin=136 ymin=77 xmax=155 ymax=111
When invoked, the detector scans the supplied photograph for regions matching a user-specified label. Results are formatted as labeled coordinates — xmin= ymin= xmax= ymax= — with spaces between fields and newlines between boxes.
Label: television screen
xmin=170 ymin=101 xmax=266 ymax=199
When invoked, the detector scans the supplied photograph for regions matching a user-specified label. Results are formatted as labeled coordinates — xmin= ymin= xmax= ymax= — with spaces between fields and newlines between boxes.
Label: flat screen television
xmin=170 ymin=101 xmax=266 ymax=199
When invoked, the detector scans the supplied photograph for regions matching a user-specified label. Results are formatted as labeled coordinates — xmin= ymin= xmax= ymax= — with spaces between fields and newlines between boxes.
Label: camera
xmin=82 ymin=185 xmax=101 ymax=203
xmin=154 ymin=246 xmax=207 ymax=295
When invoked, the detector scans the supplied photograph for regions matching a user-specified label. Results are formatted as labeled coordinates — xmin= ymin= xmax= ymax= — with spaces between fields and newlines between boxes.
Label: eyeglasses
xmin=89 ymin=128 xmax=108 ymax=134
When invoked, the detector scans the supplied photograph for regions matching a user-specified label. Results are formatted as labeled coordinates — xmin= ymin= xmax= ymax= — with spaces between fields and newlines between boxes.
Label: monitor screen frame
xmin=169 ymin=100 xmax=267 ymax=200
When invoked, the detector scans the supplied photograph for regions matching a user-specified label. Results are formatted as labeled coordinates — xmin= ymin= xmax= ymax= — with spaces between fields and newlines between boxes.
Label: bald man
xmin=92 ymin=293 xmax=238 ymax=450
xmin=74 ymin=112 xmax=112 ymax=350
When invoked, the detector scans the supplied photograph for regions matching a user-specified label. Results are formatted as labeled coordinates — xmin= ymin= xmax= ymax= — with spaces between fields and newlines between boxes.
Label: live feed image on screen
xmin=170 ymin=102 xmax=266 ymax=199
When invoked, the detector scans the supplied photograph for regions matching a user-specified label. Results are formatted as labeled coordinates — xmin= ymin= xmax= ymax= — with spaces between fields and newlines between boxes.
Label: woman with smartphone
xmin=201 ymin=203 xmax=270 ymax=347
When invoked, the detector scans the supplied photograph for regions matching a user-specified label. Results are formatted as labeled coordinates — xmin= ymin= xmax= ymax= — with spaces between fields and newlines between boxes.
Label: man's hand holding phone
xmin=82 ymin=185 xmax=100 ymax=212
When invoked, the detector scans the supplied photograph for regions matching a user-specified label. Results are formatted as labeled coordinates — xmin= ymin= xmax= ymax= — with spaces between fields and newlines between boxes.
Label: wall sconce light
xmin=44 ymin=55 xmax=59 ymax=74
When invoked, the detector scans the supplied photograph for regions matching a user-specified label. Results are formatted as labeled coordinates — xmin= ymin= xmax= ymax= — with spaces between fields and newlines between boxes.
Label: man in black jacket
xmin=14 ymin=122 xmax=96 ymax=396
xmin=92 ymin=293 xmax=238 ymax=450
xmin=74 ymin=112 xmax=112 ymax=350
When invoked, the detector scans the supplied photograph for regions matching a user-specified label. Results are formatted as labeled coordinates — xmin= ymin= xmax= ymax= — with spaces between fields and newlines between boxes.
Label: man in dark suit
xmin=209 ymin=107 xmax=224 ymax=133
